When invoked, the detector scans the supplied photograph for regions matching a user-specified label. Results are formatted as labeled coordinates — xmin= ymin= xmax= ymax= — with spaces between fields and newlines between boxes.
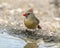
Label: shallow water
xmin=0 ymin=33 xmax=27 ymax=48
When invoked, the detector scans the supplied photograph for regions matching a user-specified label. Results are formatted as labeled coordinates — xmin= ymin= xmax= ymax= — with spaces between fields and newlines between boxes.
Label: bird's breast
xmin=24 ymin=19 xmax=37 ymax=29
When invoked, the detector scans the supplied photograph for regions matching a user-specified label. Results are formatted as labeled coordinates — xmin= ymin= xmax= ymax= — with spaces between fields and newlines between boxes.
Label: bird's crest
xmin=28 ymin=8 xmax=33 ymax=12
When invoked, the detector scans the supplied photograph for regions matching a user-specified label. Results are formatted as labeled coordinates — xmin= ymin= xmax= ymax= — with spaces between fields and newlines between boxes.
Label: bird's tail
xmin=37 ymin=25 xmax=41 ymax=29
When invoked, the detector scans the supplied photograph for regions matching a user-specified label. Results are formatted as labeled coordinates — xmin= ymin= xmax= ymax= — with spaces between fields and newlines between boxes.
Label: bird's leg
xmin=25 ymin=29 xmax=30 ymax=35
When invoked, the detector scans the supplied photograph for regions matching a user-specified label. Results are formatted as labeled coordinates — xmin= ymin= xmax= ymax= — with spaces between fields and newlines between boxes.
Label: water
xmin=0 ymin=33 xmax=27 ymax=48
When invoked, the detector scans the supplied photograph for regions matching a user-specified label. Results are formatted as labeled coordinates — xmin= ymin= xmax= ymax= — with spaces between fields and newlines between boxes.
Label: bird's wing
xmin=34 ymin=17 xmax=39 ymax=25
xmin=32 ymin=14 xmax=39 ymax=24
xmin=36 ymin=18 xmax=39 ymax=24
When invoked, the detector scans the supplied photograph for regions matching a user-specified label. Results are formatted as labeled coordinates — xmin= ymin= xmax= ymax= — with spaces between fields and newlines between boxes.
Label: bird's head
xmin=23 ymin=8 xmax=33 ymax=17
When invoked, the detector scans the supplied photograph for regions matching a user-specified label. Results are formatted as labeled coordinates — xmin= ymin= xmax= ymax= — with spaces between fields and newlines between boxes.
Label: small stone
xmin=9 ymin=10 xmax=15 ymax=15
xmin=16 ymin=8 xmax=22 ymax=13
xmin=54 ymin=17 xmax=60 ymax=21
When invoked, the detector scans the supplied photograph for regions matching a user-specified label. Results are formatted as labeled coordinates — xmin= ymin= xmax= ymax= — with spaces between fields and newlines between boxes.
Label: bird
xmin=22 ymin=8 xmax=41 ymax=31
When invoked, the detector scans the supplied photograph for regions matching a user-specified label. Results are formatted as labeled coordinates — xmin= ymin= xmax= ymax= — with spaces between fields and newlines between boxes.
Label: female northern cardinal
xmin=23 ymin=9 xmax=41 ymax=30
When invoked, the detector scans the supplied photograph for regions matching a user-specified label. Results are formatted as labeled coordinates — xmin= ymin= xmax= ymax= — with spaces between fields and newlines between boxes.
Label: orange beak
xmin=23 ymin=13 xmax=27 ymax=16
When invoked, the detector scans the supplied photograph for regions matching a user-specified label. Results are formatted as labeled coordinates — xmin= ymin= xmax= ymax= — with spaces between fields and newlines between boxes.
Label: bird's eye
xmin=27 ymin=13 xmax=30 ymax=15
